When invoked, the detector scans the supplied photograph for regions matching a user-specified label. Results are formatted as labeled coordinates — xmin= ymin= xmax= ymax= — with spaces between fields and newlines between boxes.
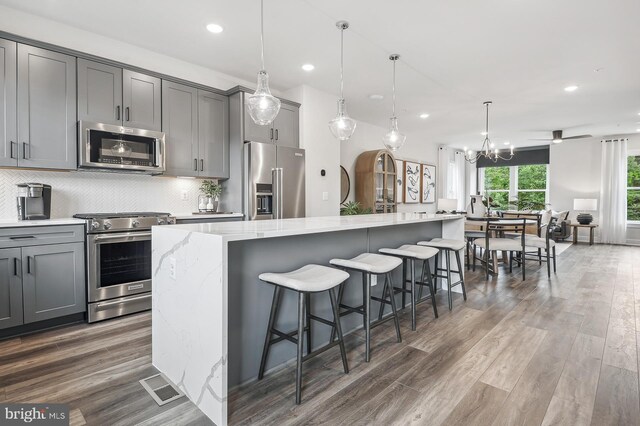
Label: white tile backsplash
xmin=0 ymin=169 xmax=208 ymax=219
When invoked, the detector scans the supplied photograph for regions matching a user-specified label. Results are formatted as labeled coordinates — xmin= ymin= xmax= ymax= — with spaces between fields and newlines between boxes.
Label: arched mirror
xmin=340 ymin=166 xmax=350 ymax=204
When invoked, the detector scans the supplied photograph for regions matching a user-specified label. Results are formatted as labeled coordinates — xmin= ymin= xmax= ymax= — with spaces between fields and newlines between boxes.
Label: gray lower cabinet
xmin=198 ymin=90 xmax=229 ymax=178
xmin=0 ymin=248 xmax=22 ymax=329
xmin=162 ymin=81 xmax=198 ymax=176
xmin=17 ymin=44 xmax=77 ymax=170
xmin=21 ymin=242 xmax=85 ymax=324
xmin=77 ymin=58 xmax=123 ymax=126
xmin=162 ymin=81 xmax=229 ymax=178
xmin=123 ymin=69 xmax=161 ymax=131
xmin=0 ymin=39 xmax=17 ymax=167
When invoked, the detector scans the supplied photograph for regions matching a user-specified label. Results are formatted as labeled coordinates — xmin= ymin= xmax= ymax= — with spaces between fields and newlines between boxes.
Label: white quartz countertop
xmin=173 ymin=213 xmax=244 ymax=220
xmin=0 ymin=218 xmax=86 ymax=228
xmin=160 ymin=212 xmax=462 ymax=242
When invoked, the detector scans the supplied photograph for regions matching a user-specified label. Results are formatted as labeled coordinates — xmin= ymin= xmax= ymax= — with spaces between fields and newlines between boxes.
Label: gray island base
xmin=152 ymin=213 xmax=464 ymax=425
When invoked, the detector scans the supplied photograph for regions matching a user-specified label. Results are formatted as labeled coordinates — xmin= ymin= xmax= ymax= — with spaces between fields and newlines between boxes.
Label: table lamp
xmin=437 ymin=198 xmax=458 ymax=214
xmin=573 ymin=198 xmax=597 ymax=225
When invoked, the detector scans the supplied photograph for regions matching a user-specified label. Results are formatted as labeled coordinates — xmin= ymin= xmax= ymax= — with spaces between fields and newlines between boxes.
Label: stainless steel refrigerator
xmin=244 ymin=142 xmax=305 ymax=220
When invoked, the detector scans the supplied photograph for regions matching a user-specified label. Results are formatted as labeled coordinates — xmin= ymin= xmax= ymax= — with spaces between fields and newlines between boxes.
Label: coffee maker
xmin=17 ymin=183 xmax=52 ymax=220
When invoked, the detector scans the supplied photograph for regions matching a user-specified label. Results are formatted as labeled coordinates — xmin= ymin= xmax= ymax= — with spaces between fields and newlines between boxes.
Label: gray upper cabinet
xmin=198 ymin=90 xmax=229 ymax=178
xmin=162 ymin=81 xmax=198 ymax=176
xmin=272 ymin=104 xmax=299 ymax=148
xmin=243 ymin=106 xmax=273 ymax=144
xmin=0 ymin=39 xmax=17 ymax=167
xmin=77 ymin=58 xmax=123 ymax=126
xmin=21 ymin=242 xmax=85 ymax=324
xmin=123 ymin=69 xmax=161 ymax=131
xmin=0 ymin=248 xmax=23 ymax=330
xmin=17 ymin=44 xmax=77 ymax=170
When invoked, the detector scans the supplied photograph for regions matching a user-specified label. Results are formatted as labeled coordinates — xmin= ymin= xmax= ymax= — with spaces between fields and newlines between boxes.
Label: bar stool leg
xmin=363 ymin=272 xmax=371 ymax=362
xmin=258 ymin=286 xmax=282 ymax=380
xmin=417 ymin=260 xmax=425 ymax=300
xmin=305 ymin=293 xmax=312 ymax=355
xmin=552 ymin=246 xmax=557 ymax=273
xmin=410 ymin=258 xmax=416 ymax=331
xmin=401 ymin=259 xmax=407 ymax=309
xmin=295 ymin=291 xmax=305 ymax=405
xmin=329 ymin=282 xmax=346 ymax=342
xmin=386 ymin=272 xmax=402 ymax=342
xmin=329 ymin=288 xmax=349 ymax=374
xmin=446 ymin=250 xmax=453 ymax=310
xmin=424 ymin=261 xmax=438 ymax=318
xmin=433 ymin=253 xmax=439 ymax=292
xmin=546 ymin=248 xmax=551 ymax=278
xmin=378 ymin=274 xmax=389 ymax=321
xmin=454 ymin=250 xmax=467 ymax=301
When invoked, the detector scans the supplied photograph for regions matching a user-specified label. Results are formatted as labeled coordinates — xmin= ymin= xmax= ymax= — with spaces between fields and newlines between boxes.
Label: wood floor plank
xmin=339 ymin=382 xmax=423 ymax=426
xmin=68 ymin=408 xmax=87 ymax=426
xmin=590 ymin=364 xmax=640 ymax=426
xmin=442 ymin=381 xmax=509 ymax=426
xmin=541 ymin=396 xmax=592 ymax=426
xmin=602 ymin=290 xmax=638 ymax=372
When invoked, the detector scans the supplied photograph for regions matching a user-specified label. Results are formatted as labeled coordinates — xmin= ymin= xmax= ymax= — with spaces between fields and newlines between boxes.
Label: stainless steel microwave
xmin=78 ymin=121 xmax=165 ymax=173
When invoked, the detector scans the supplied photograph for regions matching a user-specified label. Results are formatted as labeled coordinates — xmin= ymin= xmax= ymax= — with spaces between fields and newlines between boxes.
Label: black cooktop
xmin=73 ymin=212 xmax=170 ymax=219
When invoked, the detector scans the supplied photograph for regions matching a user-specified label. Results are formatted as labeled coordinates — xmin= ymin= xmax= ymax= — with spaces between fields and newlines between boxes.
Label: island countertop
xmin=162 ymin=212 xmax=463 ymax=241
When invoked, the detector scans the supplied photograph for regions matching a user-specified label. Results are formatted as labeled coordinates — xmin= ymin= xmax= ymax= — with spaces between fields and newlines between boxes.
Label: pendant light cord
xmin=340 ymin=27 xmax=344 ymax=98
xmin=260 ymin=0 xmax=265 ymax=70
xmin=392 ymin=58 xmax=397 ymax=117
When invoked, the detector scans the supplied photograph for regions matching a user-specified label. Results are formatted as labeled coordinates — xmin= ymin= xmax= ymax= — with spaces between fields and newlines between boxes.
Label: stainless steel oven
xmin=74 ymin=212 xmax=174 ymax=322
xmin=78 ymin=121 xmax=165 ymax=173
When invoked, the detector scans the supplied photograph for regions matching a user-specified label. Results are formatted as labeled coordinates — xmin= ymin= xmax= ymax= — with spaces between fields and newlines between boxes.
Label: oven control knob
xmin=90 ymin=220 xmax=101 ymax=231
xmin=103 ymin=221 xmax=112 ymax=230
xmin=132 ymin=219 xmax=140 ymax=228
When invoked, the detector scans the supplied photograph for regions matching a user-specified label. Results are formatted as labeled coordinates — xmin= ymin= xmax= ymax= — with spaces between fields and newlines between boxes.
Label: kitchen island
xmin=152 ymin=213 xmax=464 ymax=425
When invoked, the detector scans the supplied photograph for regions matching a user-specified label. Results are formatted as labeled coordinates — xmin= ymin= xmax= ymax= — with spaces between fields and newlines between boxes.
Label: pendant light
xmin=382 ymin=54 xmax=406 ymax=151
xmin=246 ymin=0 xmax=281 ymax=125
xmin=328 ymin=21 xmax=356 ymax=141
xmin=464 ymin=101 xmax=514 ymax=164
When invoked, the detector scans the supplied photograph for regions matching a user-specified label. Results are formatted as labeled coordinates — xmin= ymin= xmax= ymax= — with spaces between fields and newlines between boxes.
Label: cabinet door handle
xmin=200 ymin=159 xmax=204 ymax=172
xmin=9 ymin=141 xmax=16 ymax=159
xmin=9 ymin=235 xmax=36 ymax=240
xmin=125 ymin=107 xmax=130 ymax=122
xmin=275 ymin=129 xmax=279 ymax=140
xmin=22 ymin=142 xmax=28 ymax=159
xmin=270 ymin=128 xmax=274 ymax=140
xmin=116 ymin=105 xmax=121 ymax=121
xmin=194 ymin=158 xmax=198 ymax=171
xmin=13 ymin=258 xmax=18 ymax=276
xmin=27 ymin=256 xmax=33 ymax=274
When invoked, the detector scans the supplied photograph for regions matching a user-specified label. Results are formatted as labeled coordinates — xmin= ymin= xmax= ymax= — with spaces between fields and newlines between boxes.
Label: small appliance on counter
xmin=17 ymin=183 xmax=52 ymax=220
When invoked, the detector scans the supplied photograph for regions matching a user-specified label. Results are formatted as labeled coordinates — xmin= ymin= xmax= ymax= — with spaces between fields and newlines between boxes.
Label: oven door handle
xmin=91 ymin=231 xmax=152 ymax=242
xmin=96 ymin=293 xmax=152 ymax=308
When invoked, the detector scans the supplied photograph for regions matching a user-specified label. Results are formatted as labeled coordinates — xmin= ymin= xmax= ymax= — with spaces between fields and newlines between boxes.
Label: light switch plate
xmin=180 ymin=190 xmax=189 ymax=201
xmin=370 ymin=275 xmax=377 ymax=286
xmin=322 ymin=192 xmax=329 ymax=201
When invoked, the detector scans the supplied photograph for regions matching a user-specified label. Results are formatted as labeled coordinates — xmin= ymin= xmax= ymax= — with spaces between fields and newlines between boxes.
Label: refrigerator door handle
xmin=272 ymin=168 xmax=283 ymax=219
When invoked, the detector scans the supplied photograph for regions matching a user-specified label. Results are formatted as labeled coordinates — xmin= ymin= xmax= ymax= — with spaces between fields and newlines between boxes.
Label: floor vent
xmin=140 ymin=373 xmax=185 ymax=406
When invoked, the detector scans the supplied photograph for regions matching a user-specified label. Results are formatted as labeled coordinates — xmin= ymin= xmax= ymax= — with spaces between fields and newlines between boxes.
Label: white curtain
xmin=600 ymin=138 xmax=628 ymax=244
xmin=454 ymin=151 xmax=466 ymax=210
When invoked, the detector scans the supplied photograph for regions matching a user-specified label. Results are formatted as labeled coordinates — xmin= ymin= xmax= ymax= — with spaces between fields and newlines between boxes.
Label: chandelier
xmin=464 ymin=101 xmax=513 ymax=164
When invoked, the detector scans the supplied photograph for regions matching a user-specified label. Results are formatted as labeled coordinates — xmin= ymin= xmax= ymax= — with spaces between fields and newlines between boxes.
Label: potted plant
xmin=199 ymin=180 xmax=222 ymax=212
xmin=340 ymin=201 xmax=373 ymax=216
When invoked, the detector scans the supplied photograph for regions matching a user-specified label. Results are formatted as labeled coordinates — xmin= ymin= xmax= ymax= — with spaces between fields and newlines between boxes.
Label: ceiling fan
xmin=530 ymin=130 xmax=592 ymax=144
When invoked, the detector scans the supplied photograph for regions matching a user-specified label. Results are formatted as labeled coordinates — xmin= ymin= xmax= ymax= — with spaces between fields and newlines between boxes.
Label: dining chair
xmin=473 ymin=217 xmax=528 ymax=280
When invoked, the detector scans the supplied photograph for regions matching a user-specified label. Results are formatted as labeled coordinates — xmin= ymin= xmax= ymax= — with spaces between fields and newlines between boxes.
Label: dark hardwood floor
xmin=2 ymin=243 xmax=640 ymax=425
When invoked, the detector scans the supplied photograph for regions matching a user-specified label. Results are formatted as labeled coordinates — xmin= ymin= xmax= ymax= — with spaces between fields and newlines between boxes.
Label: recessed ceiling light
xmin=503 ymin=142 xmax=510 ymax=146
xmin=206 ymin=23 xmax=224 ymax=34
xmin=637 ymin=128 xmax=640 ymax=132
xmin=301 ymin=64 xmax=315 ymax=72
xmin=564 ymin=85 xmax=579 ymax=92
xmin=419 ymin=113 xmax=429 ymax=119
xmin=369 ymin=94 xmax=384 ymax=100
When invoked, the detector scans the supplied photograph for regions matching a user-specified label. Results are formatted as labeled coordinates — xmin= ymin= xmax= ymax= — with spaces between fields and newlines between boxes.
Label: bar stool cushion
xmin=474 ymin=238 xmax=523 ymax=252
xmin=330 ymin=253 xmax=402 ymax=274
xmin=259 ymin=264 xmax=349 ymax=292
xmin=524 ymin=235 xmax=556 ymax=248
xmin=379 ymin=244 xmax=439 ymax=260
xmin=418 ymin=238 xmax=466 ymax=251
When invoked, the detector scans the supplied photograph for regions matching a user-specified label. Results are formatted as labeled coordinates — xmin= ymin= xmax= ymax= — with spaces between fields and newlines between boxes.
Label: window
xmin=483 ymin=164 xmax=549 ymax=211
xmin=484 ymin=167 xmax=510 ymax=210
xmin=629 ymin=154 xmax=640 ymax=221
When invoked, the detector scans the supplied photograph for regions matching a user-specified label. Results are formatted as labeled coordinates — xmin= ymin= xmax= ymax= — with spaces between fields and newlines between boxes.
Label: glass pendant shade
xmin=382 ymin=117 xmax=406 ymax=152
xmin=328 ymin=98 xmax=356 ymax=141
xmin=247 ymin=70 xmax=281 ymax=125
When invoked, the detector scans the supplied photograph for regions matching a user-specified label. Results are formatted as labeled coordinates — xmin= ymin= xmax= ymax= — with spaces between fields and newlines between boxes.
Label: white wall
xmin=340 ymin=120 xmax=440 ymax=213
xmin=549 ymin=133 xmax=640 ymax=244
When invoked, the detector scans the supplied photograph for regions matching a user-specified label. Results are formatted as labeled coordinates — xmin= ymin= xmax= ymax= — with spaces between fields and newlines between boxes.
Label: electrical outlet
xmin=180 ymin=190 xmax=189 ymax=201
xmin=322 ymin=192 xmax=329 ymax=201
xmin=370 ymin=275 xmax=377 ymax=286
xmin=169 ymin=257 xmax=177 ymax=279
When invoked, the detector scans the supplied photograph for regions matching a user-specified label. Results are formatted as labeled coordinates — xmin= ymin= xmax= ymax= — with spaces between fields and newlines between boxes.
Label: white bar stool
xmin=378 ymin=244 xmax=439 ymax=331
xmin=329 ymin=253 xmax=403 ymax=362
xmin=258 ymin=264 xmax=350 ymax=405
xmin=418 ymin=238 xmax=467 ymax=311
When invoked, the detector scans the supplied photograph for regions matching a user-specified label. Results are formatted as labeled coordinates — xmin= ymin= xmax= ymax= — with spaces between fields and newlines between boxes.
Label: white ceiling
xmin=2 ymin=0 xmax=639 ymax=149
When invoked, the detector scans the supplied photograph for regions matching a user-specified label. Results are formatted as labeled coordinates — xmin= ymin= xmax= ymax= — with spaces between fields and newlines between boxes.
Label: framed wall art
xmin=403 ymin=161 xmax=420 ymax=204
xmin=421 ymin=163 xmax=436 ymax=204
